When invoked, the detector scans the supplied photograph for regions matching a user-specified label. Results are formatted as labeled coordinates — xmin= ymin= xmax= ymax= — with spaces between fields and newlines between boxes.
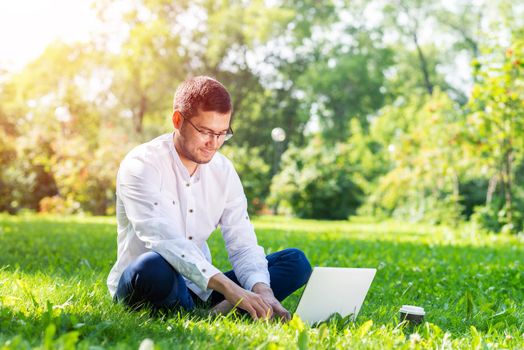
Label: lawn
xmin=0 ymin=214 xmax=522 ymax=349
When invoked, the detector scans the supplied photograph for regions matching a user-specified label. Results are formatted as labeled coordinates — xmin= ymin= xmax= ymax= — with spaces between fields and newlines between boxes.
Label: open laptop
xmin=294 ymin=267 xmax=376 ymax=325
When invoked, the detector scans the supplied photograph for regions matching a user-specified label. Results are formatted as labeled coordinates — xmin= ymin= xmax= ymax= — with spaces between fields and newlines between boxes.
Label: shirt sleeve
xmin=117 ymin=155 xmax=221 ymax=292
xmin=219 ymin=166 xmax=270 ymax=291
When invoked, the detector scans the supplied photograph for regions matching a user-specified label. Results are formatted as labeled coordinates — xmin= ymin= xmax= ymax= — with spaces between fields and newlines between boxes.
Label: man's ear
xmin=172 ymin=111 xmax=182 ymax=129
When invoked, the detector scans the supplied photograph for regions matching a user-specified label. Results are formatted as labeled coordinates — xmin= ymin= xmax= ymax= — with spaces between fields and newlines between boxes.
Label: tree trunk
xmin=451 ymin=169 xmax=460 ymax=226
xmin=503 ymin=150 xmax=513 ymax=224
xmin=412 ymin=31 xmax=434 ymax=95
xmin=486 ymin=175 xmax=498 ymax=205
xmin=397 ymin=1 xmax=434 ymax=96
xmin=134 ymin=95 xmax=147 ymax=134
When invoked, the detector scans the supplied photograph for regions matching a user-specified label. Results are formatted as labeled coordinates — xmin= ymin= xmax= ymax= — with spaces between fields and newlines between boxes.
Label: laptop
xmin=294 ymin=267 xmax=376 ymax=325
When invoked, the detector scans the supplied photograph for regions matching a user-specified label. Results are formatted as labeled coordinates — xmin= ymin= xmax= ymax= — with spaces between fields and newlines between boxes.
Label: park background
xmin=0 ymin=0 xmax=523 ymax=349
xmin=1 ymin=0 xmax=523 ymax=232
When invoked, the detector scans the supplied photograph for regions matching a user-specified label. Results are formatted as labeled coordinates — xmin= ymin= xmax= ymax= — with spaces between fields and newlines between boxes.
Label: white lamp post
xmin=271 ymin=127 xmax=286 ymax=175
xmin=271 ymin=127 xmax=286 ymax=215
xmin=271 ymin=127 xmax=286 ymax=143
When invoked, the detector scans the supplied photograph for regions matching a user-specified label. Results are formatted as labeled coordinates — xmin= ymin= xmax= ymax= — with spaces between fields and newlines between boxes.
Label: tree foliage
xmin=362 ymin=90 xmax=469 ymax=224
xmin=220 ymin=145 xmax=271 ymax=215
xmin=0 ymin=0 xmax=523 ymax=234
xmin=466 ymin=36 xmax=524 ymax=232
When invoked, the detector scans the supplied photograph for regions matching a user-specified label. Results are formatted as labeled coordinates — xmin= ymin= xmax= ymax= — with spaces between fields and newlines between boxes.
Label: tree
xmin=363 ymin=90 xmax=469 ymax=224
xmin=466 ymin=36 xmax=524 ymax=232
xmin=110 ymin=15 xmax=187 ymax=135
xmin=381 ymin=0 xmax=441 ymax=95
xmin=295 ymin=31 xmax=394 ymax=143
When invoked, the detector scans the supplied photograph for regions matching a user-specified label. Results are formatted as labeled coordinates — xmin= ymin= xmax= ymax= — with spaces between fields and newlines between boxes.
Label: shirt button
xmin=189 ymin=209 xmax=193 ymax=213
xmin=188 ymin=236 xmax=193 ymax=240
xmin=202 ymin=269 xmax=206 ymax=273
xmin=186 ymin=183 xmax=190 ymax=187
xmin=172 ymin=200 xmax=175 ymax=205
xmin=181 ymin=254 xmax=185 ymax=258
xmin=154 ymin=202 xmax=158 ymax=205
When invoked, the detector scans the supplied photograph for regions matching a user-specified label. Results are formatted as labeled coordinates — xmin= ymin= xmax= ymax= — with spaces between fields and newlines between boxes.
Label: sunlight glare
xmin=0 ymin=0 xmax=97 ymax=70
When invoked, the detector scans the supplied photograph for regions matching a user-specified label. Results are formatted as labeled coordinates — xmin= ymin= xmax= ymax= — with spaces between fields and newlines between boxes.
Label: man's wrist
xmin=208 ymin=273 xmax=234 ymax=293
xmin=252 ymin=282 xmax=272 ymax=294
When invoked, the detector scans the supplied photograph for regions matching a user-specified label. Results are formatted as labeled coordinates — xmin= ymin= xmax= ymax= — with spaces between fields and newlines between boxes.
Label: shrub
xmin=39 ymin=195 xmax=78 ymax=214
xmin=268 ymin=137 xmax=366 ymax=220
xmin=1 ymin=132 xmax=58 ymax=213
xmin=219 ymin=145 xmax=271 ymax=215
xmin=471 ymin=190 xmax=524 ymax=235
xmin=1 ymin=127 xmax=131 ymax=216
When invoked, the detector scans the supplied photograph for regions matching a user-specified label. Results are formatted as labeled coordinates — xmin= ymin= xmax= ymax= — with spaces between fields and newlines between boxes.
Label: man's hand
xmin=252 ymin=282 xmax=291 ymax=322
xmin=208 ymin=274 xmax=273 ymax=320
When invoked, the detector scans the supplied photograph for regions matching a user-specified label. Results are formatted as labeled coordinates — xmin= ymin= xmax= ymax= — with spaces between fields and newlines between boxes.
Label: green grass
xmin=0 ymin=214 xmax=523 ymax=349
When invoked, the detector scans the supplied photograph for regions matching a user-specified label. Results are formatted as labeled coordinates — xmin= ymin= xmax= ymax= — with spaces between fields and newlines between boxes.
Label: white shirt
xmin=107 ymin=133 xmax=270 ymax=301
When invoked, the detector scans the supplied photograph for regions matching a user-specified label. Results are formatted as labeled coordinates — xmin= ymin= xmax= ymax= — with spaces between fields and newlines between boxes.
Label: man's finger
xmin=261 ymin=300 xmax=273 ymax=315
xmin=264 ymin=302 xmax=274 ymax=319
xmin=250 ymin=296 xmax=270 ymax=318
xmin=281 ymin=311 xmax=291 ymax=321
xmin=239 ymin=299 xmax=258 ymax=320
xmin=273 ymin=304 xmax=291 ymax=321
xmin=246 ymin=305 xmax=258 ymax=320
xmin=264 ymin=304 xmax=274 ymax=319
xmin=245 ymin=296 xmax=267 ymax=320
xmin=254 ymin=301 xmax=270 ymax=319
xmin=261 ymin=301 xmax=273 ymax=319
xmin=274 ymin=309 xmax=290 ymax=321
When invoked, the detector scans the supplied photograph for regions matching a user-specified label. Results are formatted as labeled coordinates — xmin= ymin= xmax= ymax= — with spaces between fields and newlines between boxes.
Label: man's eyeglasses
xmin=180 ymin=113 xmax=233 ymax=142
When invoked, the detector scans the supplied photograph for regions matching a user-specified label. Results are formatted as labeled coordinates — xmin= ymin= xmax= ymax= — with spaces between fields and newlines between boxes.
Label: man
xmin=107 ymin=76 xmax=311 ymax=320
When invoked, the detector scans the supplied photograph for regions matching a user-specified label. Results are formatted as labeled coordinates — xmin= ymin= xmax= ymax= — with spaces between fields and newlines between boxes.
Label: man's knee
xmin=127 ymin=251 xmax=175 ymax=300
xmin=289 ymin=248 xmax=312 ymax=285
xmin=279 ymin=248 xmax=312 ymax=285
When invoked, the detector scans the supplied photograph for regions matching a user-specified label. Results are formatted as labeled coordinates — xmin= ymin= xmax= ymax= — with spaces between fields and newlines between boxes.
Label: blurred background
xmin=0 ymin=0 xmax=523 ymax=234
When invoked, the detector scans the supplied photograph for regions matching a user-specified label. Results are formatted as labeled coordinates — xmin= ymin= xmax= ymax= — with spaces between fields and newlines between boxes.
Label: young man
xmin=107 ymin=76 xmax=311 ymax=320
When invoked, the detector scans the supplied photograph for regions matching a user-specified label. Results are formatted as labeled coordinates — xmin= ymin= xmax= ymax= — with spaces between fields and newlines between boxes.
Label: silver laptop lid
xmin=295 ymin=267 xmax=376 ymax=325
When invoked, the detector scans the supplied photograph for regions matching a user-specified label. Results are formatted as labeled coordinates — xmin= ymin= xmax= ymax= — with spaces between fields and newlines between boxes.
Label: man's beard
xmin=180 ymin=144 xmax=214 ymax=164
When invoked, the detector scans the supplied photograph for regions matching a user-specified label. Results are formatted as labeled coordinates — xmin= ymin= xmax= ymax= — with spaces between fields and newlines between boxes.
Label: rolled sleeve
xmin=220 ymin=170 xmax=270 ymax=290
xmin=243 ymin=272 xmax=271 ymax=292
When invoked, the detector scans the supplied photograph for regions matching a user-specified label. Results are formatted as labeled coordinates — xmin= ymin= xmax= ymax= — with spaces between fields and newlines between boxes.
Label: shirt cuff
xmin=195 ymin=261 xmax=222 ymax=291
xmin=243 ymin=272 xmax=271 ymax=292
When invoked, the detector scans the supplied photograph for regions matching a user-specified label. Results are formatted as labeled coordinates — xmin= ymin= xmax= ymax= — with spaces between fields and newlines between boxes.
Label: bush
xmin=47 ymin=133 xmax=131 ymax=215
xmin=219 ymin=145 xmax=271 ymax=215
xmin=0 ymin=129 xmax=18 ymax=213
xmin=471 ymin=192 xmax=524 ymax=235
xmin=1 ymin=132 xmax=58 ymax=213
xmin=0 ymin=127 xmax=131 ymax=216
xmin=361 ymin=168 xmax=464 ymax=225
xmin=268 ymin=137 xmax=366 ymax=220
xmin=39 ymin=195 xmax=79 ymax=214
xmin=458 ymin=178 xmax=488 ymax=218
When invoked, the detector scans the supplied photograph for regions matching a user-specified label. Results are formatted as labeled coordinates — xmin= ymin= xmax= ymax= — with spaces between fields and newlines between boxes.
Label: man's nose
xmin=206 ymin=134 xmax=220 ymax=148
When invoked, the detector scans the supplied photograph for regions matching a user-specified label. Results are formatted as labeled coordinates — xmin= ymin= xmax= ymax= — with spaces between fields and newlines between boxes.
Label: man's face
xmin=174 ymin=109 xmax=231 ymax=165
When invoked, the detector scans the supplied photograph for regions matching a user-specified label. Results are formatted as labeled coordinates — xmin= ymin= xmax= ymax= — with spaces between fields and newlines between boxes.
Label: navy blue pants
xmin=115 ymin=248 xmax=312 ymax=311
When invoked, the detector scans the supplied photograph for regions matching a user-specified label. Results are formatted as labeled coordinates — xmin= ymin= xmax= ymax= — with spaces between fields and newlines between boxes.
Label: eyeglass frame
xmin=179 ymin=111 xmax=234 ymax=142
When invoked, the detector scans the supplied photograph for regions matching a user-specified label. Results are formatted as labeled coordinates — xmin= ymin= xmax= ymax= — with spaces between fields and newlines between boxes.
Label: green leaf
xmin=297 ymin=329 xmax=308 ymax=350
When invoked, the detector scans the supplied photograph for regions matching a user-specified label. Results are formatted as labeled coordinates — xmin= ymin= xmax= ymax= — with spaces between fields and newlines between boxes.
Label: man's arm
xmin=219 ymin=167 xmax=270 ymax=291
xmin=217 ymin=162 xmax=289 ymax=320
xmin=208 ymin=273 xmax=273 ymax=320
